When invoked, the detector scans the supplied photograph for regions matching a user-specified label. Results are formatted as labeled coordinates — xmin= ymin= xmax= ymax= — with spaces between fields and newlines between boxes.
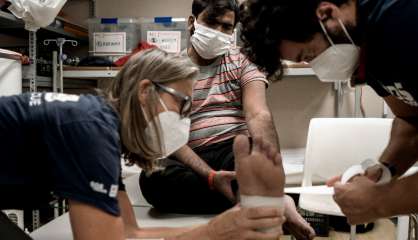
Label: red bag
xmin=114 ymin=42 xmax=157 ymax=67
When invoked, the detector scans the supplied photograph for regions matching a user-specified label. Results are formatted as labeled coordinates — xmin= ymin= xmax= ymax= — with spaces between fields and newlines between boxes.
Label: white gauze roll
xmin=240 ymin=195 xmax=285 ymax=233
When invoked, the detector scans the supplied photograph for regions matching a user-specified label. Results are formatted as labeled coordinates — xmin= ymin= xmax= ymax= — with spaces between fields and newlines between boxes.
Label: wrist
xmin=374 ymin=182 xmax=396 ymax=218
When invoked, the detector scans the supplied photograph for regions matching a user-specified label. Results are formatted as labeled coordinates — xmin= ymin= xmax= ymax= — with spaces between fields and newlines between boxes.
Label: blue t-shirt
xmin=0 ymin=92 xmax=125 ymax=216
xmin=359 ymin=0 xmax=418 ymax=107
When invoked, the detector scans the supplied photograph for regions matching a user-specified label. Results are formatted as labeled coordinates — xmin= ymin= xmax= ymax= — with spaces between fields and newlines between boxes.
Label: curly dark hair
xmin=240 ymin=0 xmax=349 ymax=80
xmin=192 ymin=0 xmax=240 ymax=26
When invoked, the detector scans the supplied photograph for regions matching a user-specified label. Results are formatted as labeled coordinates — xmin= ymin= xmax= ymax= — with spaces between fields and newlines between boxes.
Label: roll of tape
xmin=341 ymin=159 xmax=392 ymax=184
xmin=376 ymin=164 xmax=392 ymax=185
xmin=341 ymin=165 xmax=364 ymax=184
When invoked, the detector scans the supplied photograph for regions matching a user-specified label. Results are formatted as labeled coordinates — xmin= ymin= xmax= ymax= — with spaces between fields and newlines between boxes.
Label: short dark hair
xmin=240 ymin=0 xmax=349 ymax=80
xmin=192 ymin=0 xmax=240 ymax=26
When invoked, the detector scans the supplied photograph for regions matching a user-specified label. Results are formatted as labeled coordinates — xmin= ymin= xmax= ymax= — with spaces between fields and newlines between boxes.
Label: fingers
xmin=284 ymin=218 xmax=316 ymax=240
xmin=364 ymin=165 xmax=383 ymax=182
xmin=245 ymin=207 xmax=282 ymax=220
xmin=326 ymin=175 xmax=342 ymax=187
xmin=245 ymin=228 xmax=283 ymax=240
xmin=247 ymin=216 xmax=286 ymax=229
xmin=333 ymin=181 xmax=344 ymax=190
xmin=224 ymin=171 xmax=236 ymax=179
xmin=332 ymin=181 xmax=346 ymax=204
xmin=233 ymin=135 xmax=251 ymax=168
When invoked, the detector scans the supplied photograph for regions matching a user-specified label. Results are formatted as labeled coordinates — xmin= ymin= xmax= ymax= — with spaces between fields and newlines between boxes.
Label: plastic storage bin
xmin=88 ymin=18 xmax=139 ymax=60
xmin=139 ymin=17 xmax=188 ymax=54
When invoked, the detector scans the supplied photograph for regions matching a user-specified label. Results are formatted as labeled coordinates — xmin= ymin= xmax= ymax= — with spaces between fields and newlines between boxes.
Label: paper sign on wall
xmin=93 ymin=32 xmax=126 ymax=53
xmin=147 ymin=31 xmax=181 ymax=53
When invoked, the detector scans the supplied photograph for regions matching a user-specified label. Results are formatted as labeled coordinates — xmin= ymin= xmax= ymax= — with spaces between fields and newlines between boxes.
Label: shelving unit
xmin=63 ymin=67 xmax=120 ymax=79
xmin=61 ymin=67 xmax=315 ymax=82
xmin=0 ymin=8 xmax=89 ymax=93
xmin=0 ymin=11 xmax=88 ymax=42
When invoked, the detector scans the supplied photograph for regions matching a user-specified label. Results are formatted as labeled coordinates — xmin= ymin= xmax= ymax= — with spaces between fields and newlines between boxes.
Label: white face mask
xmin=8 ymin=0 xmax=67 ymax=31
xmin=310 ymin=19 xmax=360 ymax=82
xmin=190 ymin=21 xmax=234 ymax=60
xmin=143 ymin=96 xmax=191 ymax=158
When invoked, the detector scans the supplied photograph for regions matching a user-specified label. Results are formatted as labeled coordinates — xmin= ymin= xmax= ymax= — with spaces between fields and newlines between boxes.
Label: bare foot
xmin=234 ymin=135 xmax=285 ymax=197
xmin=283 ymin=195 xmax=316 ymax=240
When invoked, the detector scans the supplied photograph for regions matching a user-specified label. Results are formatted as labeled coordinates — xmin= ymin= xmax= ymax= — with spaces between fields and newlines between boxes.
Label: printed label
xmin=94 ymin=32 xmax=126 ymax=53
xmin=147 ymin=31 xmax=181 ymax=53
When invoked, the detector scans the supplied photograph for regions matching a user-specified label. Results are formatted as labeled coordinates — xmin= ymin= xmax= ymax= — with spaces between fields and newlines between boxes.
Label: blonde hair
xmin=106 ymin=48 xmax=199 ymax=171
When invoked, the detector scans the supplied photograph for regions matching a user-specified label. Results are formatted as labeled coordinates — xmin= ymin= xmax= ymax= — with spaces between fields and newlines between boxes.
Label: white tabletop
xmin=31 ymin=148 xmax=307 ymax=239
xmin=30 ymin=206 xmax=213 ymax=240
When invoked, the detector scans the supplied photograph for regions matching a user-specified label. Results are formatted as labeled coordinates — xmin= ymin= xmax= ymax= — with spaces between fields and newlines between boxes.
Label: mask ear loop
xmin=141 ymin=106 xmax=150 ymax=122
xmin=153 ymin=90 xmax=169 ymax=157
xmin=337 ymin=18 xmax=357 ymax=46
xmin=336 ymin=18 xmax=360 ymax=89
xmin=319 ymin=20 xmax=336 ymax=47
xmin=157 ymin=93 xmax=169 ymax=112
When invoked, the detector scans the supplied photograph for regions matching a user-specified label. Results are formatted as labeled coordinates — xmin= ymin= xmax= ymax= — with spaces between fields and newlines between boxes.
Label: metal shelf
xmin=0 ymin=10 xmax=20 ymax=27
xmin=62 ymin=68 xmax=315 ymax=80
xmin=63 ymin=70 xmax=119 ymax=79
xmin=0 ymin=11 xmax=88 ymax=42
xmin=23 ymin=76 xmax=98 ymax=89
xmin=23 ymin=76 xmax=52 ymax=88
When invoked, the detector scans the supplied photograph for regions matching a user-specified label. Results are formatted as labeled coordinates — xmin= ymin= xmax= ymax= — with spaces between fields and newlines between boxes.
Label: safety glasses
xmin=153 ymin=82 xmax=192 ymax=118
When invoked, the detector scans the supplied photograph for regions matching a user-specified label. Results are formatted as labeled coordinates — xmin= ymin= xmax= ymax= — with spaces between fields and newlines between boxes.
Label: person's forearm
xmin=379 ymin=172 xmax=418 ymax=217
xmin=173 ymin=145 xmax=213 ymax=178
xmin=246 ymin=110 xmax=281 ymax=151
xmin=127 ymin=226 xmax=200 ymax=239
xmin=167 ymin=225 xmax=211 ymax=240
xmin=119 ymin=189 xmax=210 ymax=239
xmin=379 ymin=117 xmax=418 ymax=177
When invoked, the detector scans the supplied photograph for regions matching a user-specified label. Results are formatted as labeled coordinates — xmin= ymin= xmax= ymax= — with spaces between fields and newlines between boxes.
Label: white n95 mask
xmin=8 ymin=0 xmax=67 ymax=31
xmin=190 ymin=21 xmax=234 ymax=60
xmin=143 ymin=96 xmax=191 ymax=158
xmin=310 ymin=19 xmax=360 ymax=82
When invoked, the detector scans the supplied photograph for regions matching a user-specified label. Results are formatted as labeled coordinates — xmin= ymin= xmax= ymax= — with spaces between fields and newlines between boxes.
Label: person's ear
xmin=316 ymin=1 xmax=340 ymax=21
xmin=138 ymin=79 xmax=153 ymax=107
xmin=188 ymin=15 xmax=195 ymax=35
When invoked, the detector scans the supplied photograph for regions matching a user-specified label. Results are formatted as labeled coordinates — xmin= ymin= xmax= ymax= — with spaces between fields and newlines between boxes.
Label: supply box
xmin=139 ymin=17 xmax=188 ymax=54
xmin=88 ymin=18 xmax=139 ymax=60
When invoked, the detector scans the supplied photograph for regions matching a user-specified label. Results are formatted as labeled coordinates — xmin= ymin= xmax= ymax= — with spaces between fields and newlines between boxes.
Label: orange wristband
xmin=208 ymin=170 xmax=216 ymax=190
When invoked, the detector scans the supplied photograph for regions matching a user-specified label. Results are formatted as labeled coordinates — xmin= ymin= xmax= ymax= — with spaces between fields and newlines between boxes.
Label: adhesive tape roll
xmin=376 ymin=164 xmax=392 ymax=185
xmin=341 ymin=159 xmax=392 ymax=184
xmin=341 ymin=165 xmax=365 ymax=184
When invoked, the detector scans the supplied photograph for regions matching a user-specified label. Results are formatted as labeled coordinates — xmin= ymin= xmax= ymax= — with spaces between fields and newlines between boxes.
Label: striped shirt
xmin=185 ymin=47 xmax=268 ymax=149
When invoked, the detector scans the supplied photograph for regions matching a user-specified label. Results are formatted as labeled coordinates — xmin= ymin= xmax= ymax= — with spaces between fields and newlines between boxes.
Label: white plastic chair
xmin=299 ymin=118 xmax=408 ymax=239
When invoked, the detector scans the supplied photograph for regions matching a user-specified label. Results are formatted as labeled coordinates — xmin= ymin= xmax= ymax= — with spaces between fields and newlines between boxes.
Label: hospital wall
xmin=97 ymin=0 xmax=386 ymax=149
xmin=268 ymin=77 xmax=385 ymax=148
xmin=97 ymin=0 xmax=193 ymax=18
